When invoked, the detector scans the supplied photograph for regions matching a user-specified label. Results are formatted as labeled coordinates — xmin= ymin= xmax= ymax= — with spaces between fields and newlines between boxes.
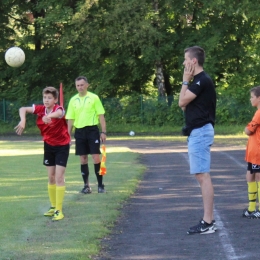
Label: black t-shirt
xmin=185 ymin=71 xmax=216 ymax=129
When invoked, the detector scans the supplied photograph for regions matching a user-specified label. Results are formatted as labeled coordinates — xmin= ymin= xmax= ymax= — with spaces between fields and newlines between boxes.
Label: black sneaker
xmin=81 ymin=185 xmax=92 ymax=194
xmin=98 ymin=184 xmax=106 ymax=193
xmin=187 ymin=219 xmax=215 ymax=235
xmin=242 ymin=208 xmax=260 ymax=219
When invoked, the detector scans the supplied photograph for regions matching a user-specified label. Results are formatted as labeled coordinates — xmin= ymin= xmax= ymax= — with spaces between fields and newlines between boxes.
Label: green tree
xmin=0 ymin=0 xmax=83 ymax=102
xmin=1 ymin=0 xmax=260 ymax=126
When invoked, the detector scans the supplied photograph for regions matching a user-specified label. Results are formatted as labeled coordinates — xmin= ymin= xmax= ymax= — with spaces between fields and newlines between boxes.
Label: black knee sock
xmin=81 ymin=164 xmax=89 ymax=185
xmin=94 ymin=163 xmax=103 ymax=187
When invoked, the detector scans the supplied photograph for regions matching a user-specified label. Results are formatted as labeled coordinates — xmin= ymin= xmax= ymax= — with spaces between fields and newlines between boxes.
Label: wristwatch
xmin=182 ymin=81 xmax=189 ymax=85
xmin=101 ymin=132 xmax=107 ymax=135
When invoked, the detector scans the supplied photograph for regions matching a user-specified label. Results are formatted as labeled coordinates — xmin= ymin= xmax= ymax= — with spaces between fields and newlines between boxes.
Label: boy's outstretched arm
xmin=14 ymin=107 xmax=33 ymax=135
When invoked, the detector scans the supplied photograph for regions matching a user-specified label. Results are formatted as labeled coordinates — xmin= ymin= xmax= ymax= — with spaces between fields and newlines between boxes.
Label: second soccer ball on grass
xmin=129 ymin=131 xmax=135 ymax=136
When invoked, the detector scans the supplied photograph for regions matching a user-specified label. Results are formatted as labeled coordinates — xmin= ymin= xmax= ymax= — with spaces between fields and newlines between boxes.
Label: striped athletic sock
xmin=257 ymin=182 xmax=260 ymax=211
xmin=248 ymin=181 xmax=257 ymax=212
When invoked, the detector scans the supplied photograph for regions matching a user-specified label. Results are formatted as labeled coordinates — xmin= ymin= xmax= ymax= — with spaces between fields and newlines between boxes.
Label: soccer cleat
xmin=44 ymin=207 xmax=55 ymax=217
xmin=212 ymin=220 xmax=217 ymax=231
xmin=52 ymin=210 xmax=64 ymax=221
xmin=249 ymin=211 xmax=260 ymax=218
xmin=187 ymin=219 xmax=215 ymax=235
xmin=242 ymin=208 xmax=260 ymax=219
xmin=98 ymin=184 xmax=106 ymax=193
xmin=242 ymin=208 xmax=253 ymax=217
xmin=81 ymin=185 xmax=92 ymax=194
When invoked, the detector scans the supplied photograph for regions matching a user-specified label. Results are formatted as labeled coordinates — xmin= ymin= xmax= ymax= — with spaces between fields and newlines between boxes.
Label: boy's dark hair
xmin=184 ymin=46 xmax=205 ymax=67
xmin=42 ymin=87 xmax=59 ymax=99
xmin=75 ymin=76 xmax=88 ymax=83
xmin=250 ymin=86 xmax=260 ymax=97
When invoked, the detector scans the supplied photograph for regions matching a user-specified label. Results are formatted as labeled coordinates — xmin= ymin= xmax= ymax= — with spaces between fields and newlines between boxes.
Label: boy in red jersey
xmin=14 ymin=87 xmax=70 ymax=221
xmin=243 ymin=86 xmax=260 ymax=219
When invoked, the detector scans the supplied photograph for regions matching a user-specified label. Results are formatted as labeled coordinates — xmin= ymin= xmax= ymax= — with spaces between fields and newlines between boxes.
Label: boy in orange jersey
xmin=243 ymin=86 xmax=260 ymax=219
xmin=14 ymin=87 xmax=70 ymax=221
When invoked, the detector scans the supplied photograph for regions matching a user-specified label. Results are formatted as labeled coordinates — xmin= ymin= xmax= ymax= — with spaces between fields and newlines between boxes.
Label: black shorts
xmin=74 ymin=125 xmax=101 ymax=155
xmin=43 ymin=142 xmax=70 ymax=167
xmin=247 ymin=162 xmax=260 ymax=174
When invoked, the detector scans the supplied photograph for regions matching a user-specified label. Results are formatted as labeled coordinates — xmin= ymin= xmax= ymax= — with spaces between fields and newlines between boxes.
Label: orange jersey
xmin=245 ymin=109 xmax=260 ymax=164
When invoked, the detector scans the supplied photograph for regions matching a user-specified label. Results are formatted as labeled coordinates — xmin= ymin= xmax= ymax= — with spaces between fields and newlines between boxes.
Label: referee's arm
xmin=99 ymin=114 xmax=106 ymax=142
xmin=67 ymin=119 xmax=74 ymax=143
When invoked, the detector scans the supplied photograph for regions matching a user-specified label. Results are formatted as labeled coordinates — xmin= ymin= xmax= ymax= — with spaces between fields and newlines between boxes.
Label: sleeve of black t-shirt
xmin=188 ymin=79 xmax=204 ymax=96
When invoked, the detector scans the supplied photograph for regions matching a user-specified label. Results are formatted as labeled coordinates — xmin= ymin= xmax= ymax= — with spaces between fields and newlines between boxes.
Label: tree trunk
xmin=31 ymin=0 xmax=45 ymax=51
xmin=156 ymin=61 xmax=166 ymax=97
xmin=153 ymin=0 xmax=165 ymax=97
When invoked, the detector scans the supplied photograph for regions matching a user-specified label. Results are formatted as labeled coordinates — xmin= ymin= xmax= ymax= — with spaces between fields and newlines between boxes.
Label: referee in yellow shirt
xmin=66 ymin=76 xmax=107 ymax=193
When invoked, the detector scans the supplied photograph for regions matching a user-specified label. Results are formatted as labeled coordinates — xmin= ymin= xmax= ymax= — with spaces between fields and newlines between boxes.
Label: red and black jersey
xmin=33 ymin=104 xmax=70 ymax=146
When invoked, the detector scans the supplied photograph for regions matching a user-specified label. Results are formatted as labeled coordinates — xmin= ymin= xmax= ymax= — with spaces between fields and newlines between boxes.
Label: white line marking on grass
xmin=180 ymin=152 xmax=239 ymax=260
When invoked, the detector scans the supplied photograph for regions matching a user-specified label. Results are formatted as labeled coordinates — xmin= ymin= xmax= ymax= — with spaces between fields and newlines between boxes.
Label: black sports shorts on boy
xmin=74 ymin=125 xmax=101 ymax=155
xmin=43 ymin=142 xmax=70 ymax=167
xmin=248 ymin=162 xmax=260 ymax=174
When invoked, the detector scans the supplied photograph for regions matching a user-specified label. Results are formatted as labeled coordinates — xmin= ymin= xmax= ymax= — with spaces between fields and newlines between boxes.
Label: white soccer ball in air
xmin=5 ymin=47 xmax=25 ymax=67
xmin=129 ymin=131 xmax=135 ymax=136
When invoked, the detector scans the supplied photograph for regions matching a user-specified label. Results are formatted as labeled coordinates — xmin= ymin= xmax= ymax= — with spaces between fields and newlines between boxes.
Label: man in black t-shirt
xmin=179 ymin=46 xmax=216 ymax=235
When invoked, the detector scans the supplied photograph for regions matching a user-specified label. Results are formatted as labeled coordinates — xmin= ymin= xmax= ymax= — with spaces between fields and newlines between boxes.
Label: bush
xmin=0 ymin=94 xmax=254 ymax=128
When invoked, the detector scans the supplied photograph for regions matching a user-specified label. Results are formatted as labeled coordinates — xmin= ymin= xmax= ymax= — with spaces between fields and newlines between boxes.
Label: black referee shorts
xmin=43 ymin=142 xmax=70 ymax=167
xmin=74 ymin=125 xmax=101 ymax=155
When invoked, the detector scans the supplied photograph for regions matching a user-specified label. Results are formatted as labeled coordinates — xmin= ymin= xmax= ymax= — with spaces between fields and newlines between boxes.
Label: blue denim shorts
xmin=187 ymin=123 xmax=214 ymax=174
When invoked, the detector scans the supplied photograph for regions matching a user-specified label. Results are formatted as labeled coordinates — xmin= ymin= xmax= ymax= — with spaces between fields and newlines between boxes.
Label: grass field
xmin=0 ymin=140 xmax=145 ymax=260
xmin=0 ymin=132 xmax=248 ymax=260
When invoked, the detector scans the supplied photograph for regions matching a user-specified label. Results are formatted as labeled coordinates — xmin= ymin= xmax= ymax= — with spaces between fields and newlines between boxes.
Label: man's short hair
xmin=184 ymin=46 xmax=205 ymax=67
xmin=42 ymin=87 xmax=59 ymax=99
xmin=75 ymin=76 xmax=88 ymax=83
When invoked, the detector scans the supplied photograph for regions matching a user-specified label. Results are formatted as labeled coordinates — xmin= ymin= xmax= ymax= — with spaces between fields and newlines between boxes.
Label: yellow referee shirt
xmin=66 ymin=92 xmax=105 ymax=128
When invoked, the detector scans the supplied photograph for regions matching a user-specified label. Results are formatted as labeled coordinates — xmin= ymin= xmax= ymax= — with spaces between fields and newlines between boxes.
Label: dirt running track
xmin=95 ymin=139 xmax=258 ymax=260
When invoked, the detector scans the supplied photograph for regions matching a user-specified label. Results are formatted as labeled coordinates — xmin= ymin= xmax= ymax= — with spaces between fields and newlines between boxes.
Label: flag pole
xmin=59 ymin=82 xmax=64 ymax=107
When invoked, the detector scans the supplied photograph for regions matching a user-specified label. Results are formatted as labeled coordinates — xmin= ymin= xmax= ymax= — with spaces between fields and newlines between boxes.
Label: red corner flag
xmin=59 ymin=82 xmax=64 ymax=107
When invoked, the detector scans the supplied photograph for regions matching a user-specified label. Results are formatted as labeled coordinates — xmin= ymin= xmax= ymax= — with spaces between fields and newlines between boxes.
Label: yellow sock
xmin=248 ymin=182 xmax=257 ymax=212
xmin=48 ymin=183 xmax=56 ymax=208
xmin=56 ymin=186 xmax=65 ymax=212
xmin=257 ymin=182 xmax=260 ymax=211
